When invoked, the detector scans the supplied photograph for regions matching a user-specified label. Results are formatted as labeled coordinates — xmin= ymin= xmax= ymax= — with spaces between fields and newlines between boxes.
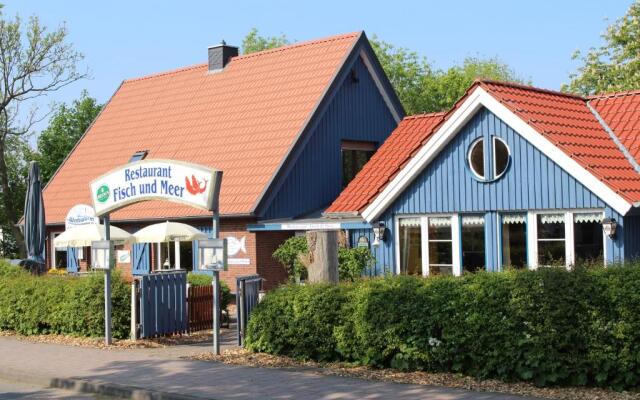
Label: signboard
xmin=199 ymin=239 xmax=228 ymax=271
xmin=65 ymin=204 xmax=99 ymax=230
xmin=91 ymin=240 xmax=114 ymax=270
xmin=117 ymin=250 xmax=131 ymax=264
xmin=280 ymin=222 xmax=341 ymax=230
xmin=227 ymin=236 xmax=250 ymax=265
xmin=90 ymin=159 xmax=222 ymax=216
xmin=357 ymin=236 xmax=370 ymax=249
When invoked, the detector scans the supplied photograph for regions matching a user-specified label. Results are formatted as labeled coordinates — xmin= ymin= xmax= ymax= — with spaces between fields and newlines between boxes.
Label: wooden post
xmin=130 ymin=280 xmax=138 ymax=340
xmin=305 ymin=230 xmax=339 ymax=283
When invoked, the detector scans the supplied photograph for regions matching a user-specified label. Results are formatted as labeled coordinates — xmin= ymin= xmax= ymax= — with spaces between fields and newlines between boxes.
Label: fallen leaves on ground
xmin=189 ymin=348 xmax=640 ymax=400
xmin=0 ymin=329 xmax=228 ymax=350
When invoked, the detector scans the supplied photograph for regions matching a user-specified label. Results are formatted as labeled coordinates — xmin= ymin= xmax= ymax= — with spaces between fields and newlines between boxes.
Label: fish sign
xmin=90 ymin=159 xmax=222 ymax=216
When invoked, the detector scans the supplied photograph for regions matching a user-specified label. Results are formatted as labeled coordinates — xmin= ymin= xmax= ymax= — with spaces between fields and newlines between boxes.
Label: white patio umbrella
xmin=127 ymin=222 xmax=207 ymax=269
xmin=53 ymin=224 xmax=132 ymax=248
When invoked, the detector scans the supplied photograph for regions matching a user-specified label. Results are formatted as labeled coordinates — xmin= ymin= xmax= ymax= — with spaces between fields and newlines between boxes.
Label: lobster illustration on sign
xmin=185 ymin=175 xmax=208 ymax=195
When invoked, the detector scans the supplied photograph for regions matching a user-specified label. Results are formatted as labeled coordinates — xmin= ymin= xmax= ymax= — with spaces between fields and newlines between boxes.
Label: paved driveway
xmin=0 ymin=336 xmax=537 ymax=400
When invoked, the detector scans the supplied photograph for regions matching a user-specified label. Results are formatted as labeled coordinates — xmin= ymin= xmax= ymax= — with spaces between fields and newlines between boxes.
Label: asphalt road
xmin=0 ymin=378 xmax=109 ymax=399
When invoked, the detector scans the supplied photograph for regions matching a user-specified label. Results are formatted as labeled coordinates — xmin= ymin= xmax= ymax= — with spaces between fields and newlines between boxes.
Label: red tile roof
xmin=328 ymin=80 xmax=640 ymax=214
xmin=43 ymin=32 xmax=360 ymax=224
xmin=589 ymin=90 xmax=640 ymax=165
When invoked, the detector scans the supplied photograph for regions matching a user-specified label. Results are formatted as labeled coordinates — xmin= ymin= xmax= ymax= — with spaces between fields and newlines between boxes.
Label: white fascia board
xmin=362 ymin=87 xmax=633 ymax=221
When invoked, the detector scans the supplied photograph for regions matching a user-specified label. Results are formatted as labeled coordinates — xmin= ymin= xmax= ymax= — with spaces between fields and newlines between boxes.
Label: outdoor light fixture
xmin=602 ymin=217 xmax=618 ymax=239
xmin=372 ymin=221 xmax=386 ymax=246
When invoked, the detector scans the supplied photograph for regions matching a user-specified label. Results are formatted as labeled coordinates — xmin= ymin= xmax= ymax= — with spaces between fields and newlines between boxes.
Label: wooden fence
xmin=137 ymin=271 xmax=188 ymax=338
xmin=187 ymin=284 xmax=229 ymax=332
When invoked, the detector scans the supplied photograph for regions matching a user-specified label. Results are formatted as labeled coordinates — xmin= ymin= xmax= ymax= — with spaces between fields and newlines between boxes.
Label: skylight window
xmin=129 ymin=150 xmax=148 ymax=163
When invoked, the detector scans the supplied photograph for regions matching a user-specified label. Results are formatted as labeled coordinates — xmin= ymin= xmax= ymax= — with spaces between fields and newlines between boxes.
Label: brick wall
xmin=256 ymin=231 xmax=294 ymax=290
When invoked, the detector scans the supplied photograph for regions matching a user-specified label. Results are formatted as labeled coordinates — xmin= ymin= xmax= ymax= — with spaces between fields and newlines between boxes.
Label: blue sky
xmin=4 ymin=0 xmax=634 ymax=135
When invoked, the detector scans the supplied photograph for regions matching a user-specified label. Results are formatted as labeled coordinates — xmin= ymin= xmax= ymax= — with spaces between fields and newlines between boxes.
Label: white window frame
xmin=467 ymin=137 xmax=485 ymax=180
xmin=395 ymin=214 xmax=460 ymax=277
xmin=526 ymin=209 xmax=605 ymax=269
xmin=492 ymin=136 xmax=510 ymax=179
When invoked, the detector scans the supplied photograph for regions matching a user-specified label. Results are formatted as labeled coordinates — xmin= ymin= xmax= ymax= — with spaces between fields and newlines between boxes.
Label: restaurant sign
xmin=90 ymin=159 xmax=222 ymax=216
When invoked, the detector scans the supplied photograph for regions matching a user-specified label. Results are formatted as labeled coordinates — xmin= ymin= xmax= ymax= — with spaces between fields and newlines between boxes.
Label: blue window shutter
xmin=132 ymin=243 xmax=150 ymax=275
xmin=66 ymin=247 xmax=79 ymax=272
xmin=192 ymin=240 xmax=199 ymax=272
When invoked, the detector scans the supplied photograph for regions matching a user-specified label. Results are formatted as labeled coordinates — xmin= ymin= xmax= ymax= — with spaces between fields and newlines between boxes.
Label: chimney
xmin=208 ymin=40 xmax=238 ymax=72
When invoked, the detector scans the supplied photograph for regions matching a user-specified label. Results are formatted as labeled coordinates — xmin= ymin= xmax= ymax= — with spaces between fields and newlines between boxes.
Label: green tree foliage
xmin=36 ymin=92 xmax=102 ymax=184
xmin=565 ymin=1 xmax=640 ymax=95
xmin=0 ymin=8 xmax=86 ymax=257
xmin=272 ymin=236 xmax=308 ymax=282
xmin=247 ymin=265 xmax=640 ymax=390
xmin=338 ymin=247 xmax=374 ymax=281
xmin=242 ymin=28 xmax=290 ymax=54
xmin=370 ymin=36 xmax=526 ymax=114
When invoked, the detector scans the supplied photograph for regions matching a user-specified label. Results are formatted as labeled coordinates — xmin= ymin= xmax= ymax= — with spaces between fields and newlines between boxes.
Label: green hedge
xmin=246 ymin=266 xmax=640 ymax=390
xmin=0 ymin=261 xmax=130 ymax=338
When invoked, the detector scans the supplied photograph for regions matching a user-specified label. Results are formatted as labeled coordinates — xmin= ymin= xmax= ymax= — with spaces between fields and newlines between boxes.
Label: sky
xmin=4 ymin=0 xmax=635 ymax=138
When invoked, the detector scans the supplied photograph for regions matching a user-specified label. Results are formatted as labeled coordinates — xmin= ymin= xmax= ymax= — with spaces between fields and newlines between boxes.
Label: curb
xmin=0 ymin=369 xmax=211 ymax=400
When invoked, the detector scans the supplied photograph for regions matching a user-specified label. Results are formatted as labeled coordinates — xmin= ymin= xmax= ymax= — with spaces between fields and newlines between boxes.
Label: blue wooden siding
xmin=623 ymin=213 xmax=640 ymax=260
xmin=260 ymin=55 xmax=398 ymax=220
xmin=371 ymin=107 xmax=626 ymax=272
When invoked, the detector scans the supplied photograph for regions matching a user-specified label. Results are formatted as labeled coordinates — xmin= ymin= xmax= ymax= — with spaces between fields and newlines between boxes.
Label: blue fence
xmin=137 ymin=271 xmax=187 ymax=338
xmin=236 ymin=275 xmax=263 ymax=346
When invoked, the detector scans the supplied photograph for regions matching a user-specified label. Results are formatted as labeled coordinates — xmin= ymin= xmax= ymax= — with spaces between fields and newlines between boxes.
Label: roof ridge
xmin=478 ymin=79 xmax=585 ymax=100
xmin=588 ymin=88 xmax=640 ymax=100
xmin=233 ymin=31 xmax=361 ymax=61
xmin=125 ymin=63 xmax=207 ymax=83
xmin=404 ymin=111 xmax=447 ymax=120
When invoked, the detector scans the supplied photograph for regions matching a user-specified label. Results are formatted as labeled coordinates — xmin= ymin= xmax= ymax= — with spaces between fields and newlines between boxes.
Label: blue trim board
xmin=247 ymin=221 xmax=372 ymax=231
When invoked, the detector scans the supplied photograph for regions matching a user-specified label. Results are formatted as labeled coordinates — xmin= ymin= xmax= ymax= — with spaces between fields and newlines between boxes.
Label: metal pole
xmin=130 ymin=280 xmax=137 ymax=341
xmin=212 ymin=270 xmax=220 ymax=355
xmin=104 ymin=214 xmax=112 ymax=345
xmin=212 ymin=211 xmax=220 ymax=354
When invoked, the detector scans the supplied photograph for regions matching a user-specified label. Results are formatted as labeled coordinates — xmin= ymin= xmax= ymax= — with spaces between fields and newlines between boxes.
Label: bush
xmin=338 ymin=247 xmax=375 ymax=281
xmin=187 ymin=272 xmax=233 ymax=311
xmin=0 ymin=260 xmax=130 ymax=339
xmin=272 ymin=236 xmax=308 ymax=282
xmin=246 ymin=265 xmax=640 ymax=390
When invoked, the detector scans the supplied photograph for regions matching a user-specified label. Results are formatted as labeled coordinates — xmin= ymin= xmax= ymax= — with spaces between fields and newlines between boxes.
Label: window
xmin=468 ymin=138 xmax=485 ymax=179
xmin=129 ymin=150 xmax=148 ymax=163
xmin=574 ymin=212 xmax=604 ymax=264
xmin=399 ymin=218 xmax=422 ymax=276
xmin=467 ymin=136 xmax=510 ymax=180
xmin=461 ymin=215 xmax=485 ymax=273
xmin=537 ymin=214 xmax=566 ymax=266
xmin=501 ymin=214 xmax=527 ymax=268
xmin=428 ymin=217 xmax=453 ymax=275
xmin=342 ymin=141 xmax=375 ymax=187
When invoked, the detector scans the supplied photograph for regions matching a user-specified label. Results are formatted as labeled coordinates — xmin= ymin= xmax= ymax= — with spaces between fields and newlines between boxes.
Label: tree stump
xmin=301 ymin=230 xmax=339 ymax=283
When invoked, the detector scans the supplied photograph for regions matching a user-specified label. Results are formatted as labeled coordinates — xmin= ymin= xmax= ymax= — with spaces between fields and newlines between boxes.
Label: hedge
xmin=246 ymin=265 xmax=640 ymax=390
xmin=0 ymin=261 xmax=130 ymax=338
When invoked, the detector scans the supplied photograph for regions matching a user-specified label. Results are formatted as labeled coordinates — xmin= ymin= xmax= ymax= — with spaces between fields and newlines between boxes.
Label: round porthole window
xmin=467 ymin=136 xmax=510 ymax=181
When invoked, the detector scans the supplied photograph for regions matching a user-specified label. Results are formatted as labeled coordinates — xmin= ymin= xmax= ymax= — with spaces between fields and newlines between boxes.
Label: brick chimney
xmin=208 ymin=40 xmax=238 ymax=72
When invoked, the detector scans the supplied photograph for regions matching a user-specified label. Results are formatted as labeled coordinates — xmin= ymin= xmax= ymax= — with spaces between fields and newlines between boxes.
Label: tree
xmin=0 ymin=9 xmax=87 ymax=257
xmin=564 ymin=1 xmax=640 ymax=95
xmin=36 ymin=91 xmax=101 ymax=184
xmin=242 ymin=28 xmax=290 ymax=54
xmin=370 ymin=36 xmax=526 ymax=114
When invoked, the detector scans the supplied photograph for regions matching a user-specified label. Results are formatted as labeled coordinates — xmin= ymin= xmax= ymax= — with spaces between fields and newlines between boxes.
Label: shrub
xmin=246 ymin=265 xmax=640 ymax=390
xmin=338 ymin=247 xmax=375 ymax=281
xmin=0 ymin=264 xmax=130 ymax=339
xmin=187 ymin=272 xmax=233 ymax=311
xmin=272 ymin=236 xmax=308 ymax=282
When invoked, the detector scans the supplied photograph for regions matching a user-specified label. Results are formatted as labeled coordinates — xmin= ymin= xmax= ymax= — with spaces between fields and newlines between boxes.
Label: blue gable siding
xmin=371 ymin=108 xmax=626 ymax=274
xmin=260 ymin=56 xmax=398 ymax=220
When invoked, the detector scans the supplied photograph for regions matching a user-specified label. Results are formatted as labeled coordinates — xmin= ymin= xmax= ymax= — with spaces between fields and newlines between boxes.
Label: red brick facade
xmin=45 ymin=217 xmax=293 ymax=291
